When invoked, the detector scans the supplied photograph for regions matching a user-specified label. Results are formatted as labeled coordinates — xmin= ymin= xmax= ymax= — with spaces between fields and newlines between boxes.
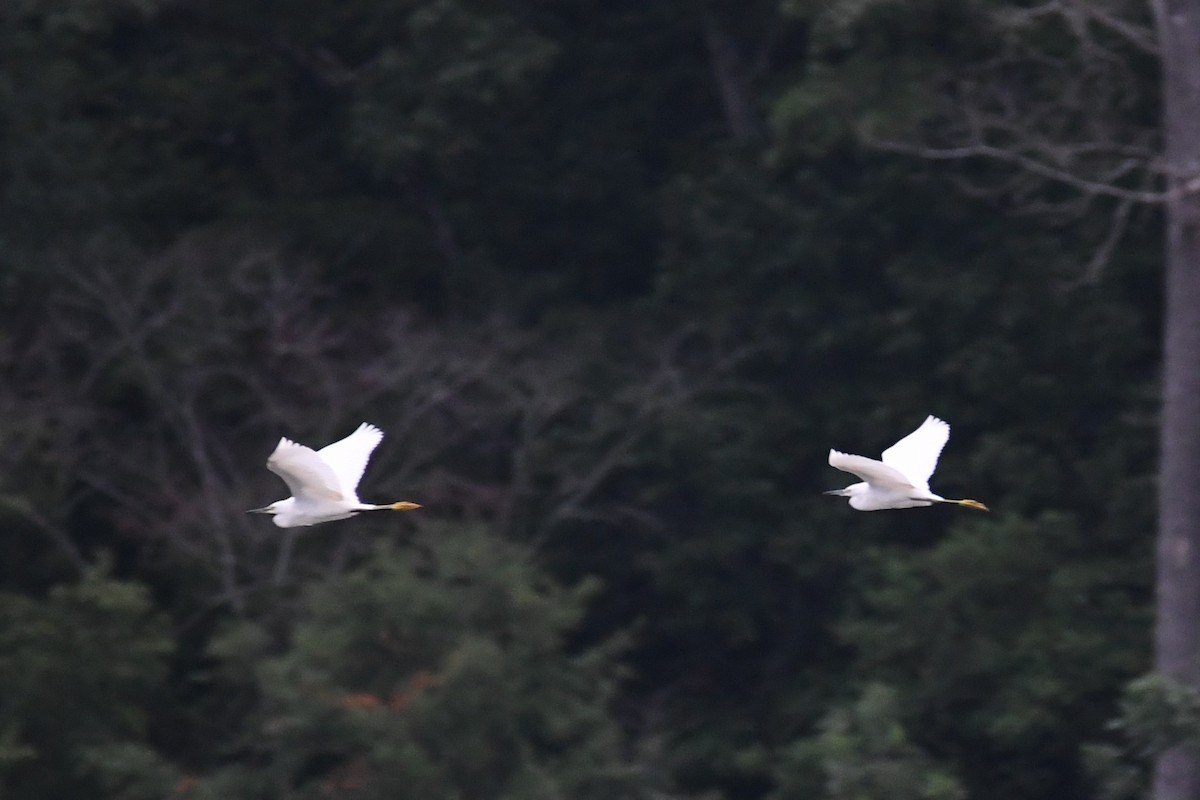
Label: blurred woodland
xmin=0 ymin=1 xmax=1190 ymax=798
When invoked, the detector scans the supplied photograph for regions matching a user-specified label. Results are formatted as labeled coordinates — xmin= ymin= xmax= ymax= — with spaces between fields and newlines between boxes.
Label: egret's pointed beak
xmin=823 ymin=489 xmax=849 ymax=496
xmin=390 ymin=502 xmax=422 ymax=511
xmin=246 ymin=506 xmax=272 ymax=514
xmin=957 ymin=499 xmax=989 ymax=512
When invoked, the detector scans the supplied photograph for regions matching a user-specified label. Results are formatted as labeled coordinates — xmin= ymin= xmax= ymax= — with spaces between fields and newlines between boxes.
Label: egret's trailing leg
xmin=950 ymin=499 xmax=988 ymax=511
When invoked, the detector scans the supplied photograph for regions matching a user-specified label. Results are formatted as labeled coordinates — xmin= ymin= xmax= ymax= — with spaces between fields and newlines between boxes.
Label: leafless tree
xmin=9 ymin=226 xmax=750 ymax=623
xmin=821 ymin=0 xmax=1162 ymax=281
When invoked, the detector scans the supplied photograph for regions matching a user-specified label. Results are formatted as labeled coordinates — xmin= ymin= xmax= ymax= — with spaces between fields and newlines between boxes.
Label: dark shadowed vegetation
xmin=0 ymin=1 xmax=1193 ymax=798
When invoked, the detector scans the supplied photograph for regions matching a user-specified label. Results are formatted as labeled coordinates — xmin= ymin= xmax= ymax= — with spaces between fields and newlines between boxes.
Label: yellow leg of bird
xmin=956 ymin=499 xmax=989 ymax=511
xmin=391 ymin=502 xmax=422 ymax=511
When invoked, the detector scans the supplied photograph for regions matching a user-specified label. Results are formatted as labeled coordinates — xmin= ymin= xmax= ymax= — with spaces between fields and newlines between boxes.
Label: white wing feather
xmin=267 ymin=439 xmax=345 ymax=503
xmin=828 ymin=450 xmax=917 ymax=490
xmin=316 ymin=422 xmax=384 ymax=499
xmin=879 ymin=415 xmax=950 ymax=489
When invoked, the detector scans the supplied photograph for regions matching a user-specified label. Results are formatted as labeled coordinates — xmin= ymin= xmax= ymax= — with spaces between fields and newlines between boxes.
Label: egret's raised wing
xmin=880 ymin=415 xmax=950 ymax=489
xmin=316 ymin=422 xmax=384 ymax=499
xmin=829 ymin=450 xmax=915 ymax=491
xmin=268 ymin=439 xmax=345 ymax=502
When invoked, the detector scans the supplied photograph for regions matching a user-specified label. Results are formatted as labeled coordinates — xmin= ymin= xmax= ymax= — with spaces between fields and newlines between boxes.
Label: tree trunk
xmin=1153 ymin=2 xmax=1200 ymax=798
xmin=699 ymin=9 xmax=761 ymax=143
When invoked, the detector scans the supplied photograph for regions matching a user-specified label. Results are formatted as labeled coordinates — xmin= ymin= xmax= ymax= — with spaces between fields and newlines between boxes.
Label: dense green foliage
xmin=0 ymin=1 xmax=1166 ymax=798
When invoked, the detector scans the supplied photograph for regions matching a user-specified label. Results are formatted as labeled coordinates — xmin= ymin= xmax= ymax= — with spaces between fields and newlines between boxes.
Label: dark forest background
xmin=0 ymin=1 xmax=1185 ymax=798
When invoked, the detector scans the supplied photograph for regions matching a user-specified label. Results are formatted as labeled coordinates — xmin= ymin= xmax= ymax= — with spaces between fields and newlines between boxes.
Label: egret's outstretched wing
xmin=268 ymin=439 xmax=344 ymax=502
xmin=880 ymin=415 xmax=950 ymax=489
xmin=829 ymin=450 xmax=915 ymax=491
xmin=317 ymin=423 xmax=384 ymax=498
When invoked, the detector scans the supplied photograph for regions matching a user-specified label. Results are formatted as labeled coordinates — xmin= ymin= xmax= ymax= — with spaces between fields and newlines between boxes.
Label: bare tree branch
xmin=11 ymin=226 xmax=752 ymax=616
xmin=861 ymin=130 xmax=1174 ymax=203
xmin=996 ymin=0 xmax=1158 ymax=55
xmin=822 ymin=0 xmax=1168 ymax=278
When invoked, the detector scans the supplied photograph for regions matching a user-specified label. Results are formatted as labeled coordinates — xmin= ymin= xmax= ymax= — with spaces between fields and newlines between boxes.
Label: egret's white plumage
xmin=825 ymin=415 xmax=988 ymax=512
xmin=249 ymin=423 xmax=421 ymax=527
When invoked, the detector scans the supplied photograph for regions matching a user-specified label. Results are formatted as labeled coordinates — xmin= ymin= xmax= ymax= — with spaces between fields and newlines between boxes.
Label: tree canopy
xmin=0 ymin=1 xmax=1179 ymax=798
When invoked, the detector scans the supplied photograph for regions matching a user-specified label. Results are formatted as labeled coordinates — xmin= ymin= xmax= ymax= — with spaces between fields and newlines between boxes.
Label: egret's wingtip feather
xmin=317 ymin=422 xmax=388 ymax=497
xmin=828 ymin=449 xmax=858 ymax=470
xmin=355 ymin=421 xmax=384 ymax=438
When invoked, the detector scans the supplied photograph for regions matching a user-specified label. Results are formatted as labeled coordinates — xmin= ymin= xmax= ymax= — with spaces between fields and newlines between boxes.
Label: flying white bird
xmin=249 ymin=422 xmax=421 ymax=527
xmin=825 ymin=415 xmax=988 ymax=512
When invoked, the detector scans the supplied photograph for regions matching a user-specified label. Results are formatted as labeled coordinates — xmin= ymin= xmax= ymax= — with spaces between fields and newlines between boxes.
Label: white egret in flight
xmin=825 ymin=415 xmax=988 ymax=512
xmin=249 ymin=422 xmax=421 ymax=527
